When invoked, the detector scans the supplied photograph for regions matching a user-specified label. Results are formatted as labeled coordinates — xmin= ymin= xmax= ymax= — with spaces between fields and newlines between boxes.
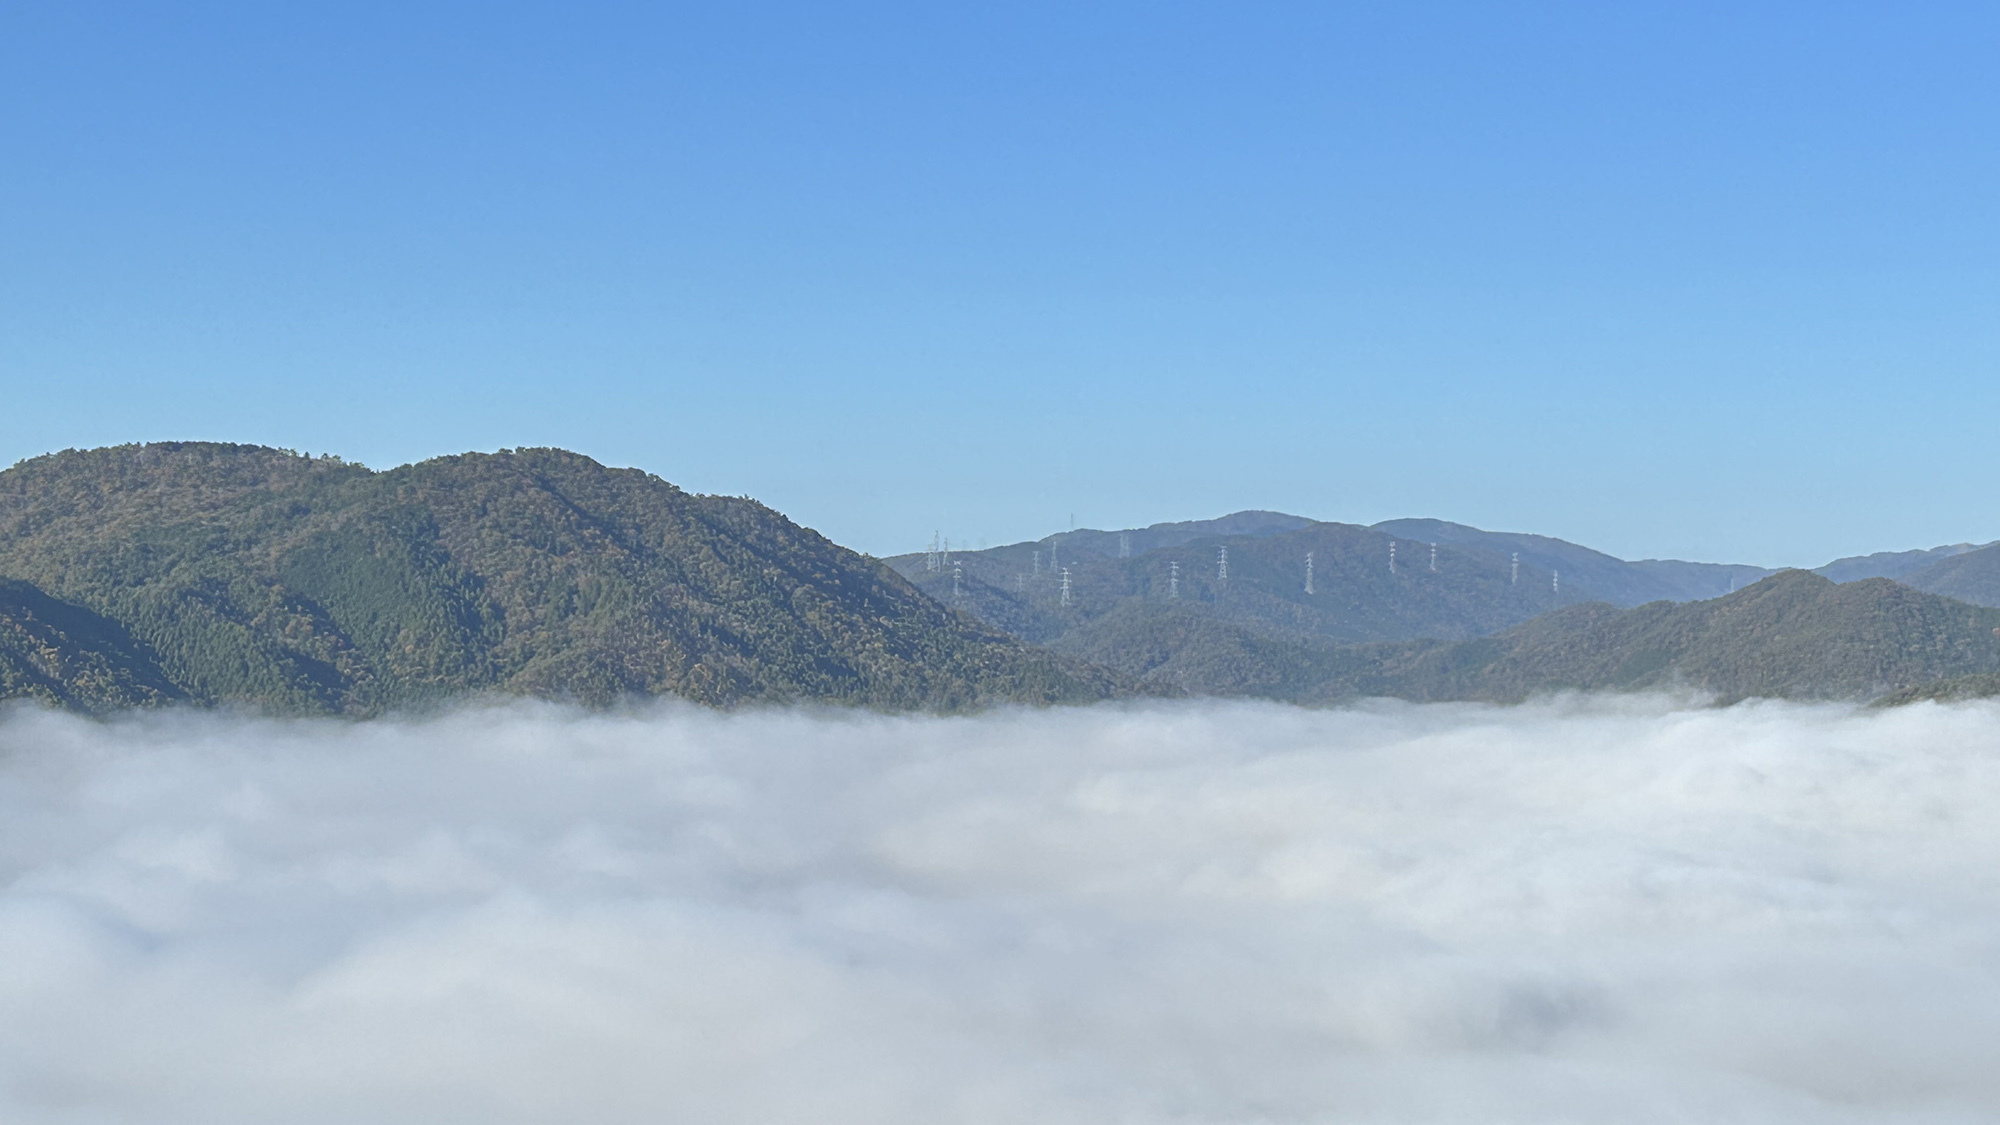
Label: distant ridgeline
xmin=887 ymin=515 xmax=2000 ymax=704
xmin=5 ymin=442 xmax=2000 ymax=714
xmin=0 ymin=444 xmax=1131 ymax=712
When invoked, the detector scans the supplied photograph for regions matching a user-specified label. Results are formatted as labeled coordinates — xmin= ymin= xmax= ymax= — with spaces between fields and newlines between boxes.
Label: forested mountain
xmin=892 ymin=520 xmax=1587 ymax=644
xmin=1898 ymin=542 xmax=2000 ymax=607
xmin=1368 ymin=518 xmax=1773 ymax=603
xmin=0 ymin=579 xmax=183 ymax=710
xmin=0 ymin=443 xmax=1131 ymax=713
xmin=886 ymin=515 xmax=1772 ymax=695
xmin=1308 ymin=571 xmax=2000 ymax=704
xmin=1816 ymin=542 xmax=1990 ymax=583
xmin=887 ymin=526 xmax=2000 ymax=703
xmin=8 ymin=447 xmax=1998 ymax=713
xmin=981 ymin=511 xmax=1315 ymax=563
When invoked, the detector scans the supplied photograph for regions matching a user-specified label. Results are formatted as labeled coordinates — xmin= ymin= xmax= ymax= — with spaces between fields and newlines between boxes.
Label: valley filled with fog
xmin=3 ymin=697 xmax=1999 ymax=1123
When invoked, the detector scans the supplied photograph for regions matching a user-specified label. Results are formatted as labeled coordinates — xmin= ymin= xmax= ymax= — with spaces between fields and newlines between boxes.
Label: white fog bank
xmin=4 ymin=696 xmax=2000 ymax=1123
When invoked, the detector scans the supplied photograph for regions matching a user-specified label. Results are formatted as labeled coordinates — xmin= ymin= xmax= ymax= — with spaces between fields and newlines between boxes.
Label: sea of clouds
xmin=3 ymin=695 xmax=2000 ymax=1123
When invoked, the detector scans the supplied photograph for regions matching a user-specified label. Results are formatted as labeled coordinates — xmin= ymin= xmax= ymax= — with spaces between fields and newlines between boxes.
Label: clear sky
xmin=5 ymin=2 xmax=1997 ymax=566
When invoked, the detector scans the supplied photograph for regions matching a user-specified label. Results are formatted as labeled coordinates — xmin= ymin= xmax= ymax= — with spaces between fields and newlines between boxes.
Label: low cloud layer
xmin=4 ymin=696 xmax=2000 ymax=1122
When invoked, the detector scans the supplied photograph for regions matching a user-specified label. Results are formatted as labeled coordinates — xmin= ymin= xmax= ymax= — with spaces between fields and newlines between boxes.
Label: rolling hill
xmin=9 ymin=447 xmax=1998 ymax=713
xmin=1815 ymin=541 xmax=1990 ymax=583
xmin=1309 ymin=570 xmax=2000 ymax=704
xmin=1897 ymin=542 xmax=2000 ymax=607
xmin=1369 ymin=518 xmax=1773 ymax=603
xmin=886 ymin=514 xmax=1777 ymax=695
xmin=0 ymin=443 xmax=1133 ymax=713
xmin=892 ymin=520 xmax=1588 ymax=647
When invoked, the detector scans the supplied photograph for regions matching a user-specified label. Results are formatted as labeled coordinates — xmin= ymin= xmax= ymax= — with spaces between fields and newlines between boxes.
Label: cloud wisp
xmin=3 ymin=696 xmax=1999 ymax=1123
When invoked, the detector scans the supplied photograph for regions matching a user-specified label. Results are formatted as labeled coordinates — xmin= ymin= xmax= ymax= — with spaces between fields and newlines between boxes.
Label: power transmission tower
xmin=952 ymin=562 xmax=963 ymax=602
xmin=1217 ymin=545 xmax=1229 ymax=582
xmin=1060 ymin=567 xmax=1072 ymax=607
xmin=1305 ymin=551 xmax=1314 ymax=594
xmin=1389 ymin=542 xmax=1397 ymax=574
xmin=1119 ymin=533 xmax=1131 ymax=559
xmin=1170 ymin=560 xmax=1180 ymax=599
xmin=927 ymin=532 xmax=940 ymax=572
xmin=943 ymin=538 xmax=951 ymax=567
xmin=1553 ymin=570 xmax=1560 ymax=596
xmin=1429 ymin=543 xmax=1437 ymax=572
xmin=1033 ymin=550 xmax=1042 ymax=577
xmin=1511 ymin=552 xmax=1519 ymax=585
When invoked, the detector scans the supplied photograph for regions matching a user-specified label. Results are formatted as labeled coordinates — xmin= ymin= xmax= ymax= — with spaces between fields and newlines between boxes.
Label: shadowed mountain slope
xmin=0 ymin=443 xmax=1132 ymax=712
xmin=0 ymin=579 xmax=185 ymax=711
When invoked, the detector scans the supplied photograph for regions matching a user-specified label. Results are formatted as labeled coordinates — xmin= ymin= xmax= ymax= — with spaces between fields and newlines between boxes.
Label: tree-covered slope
xmin=1043 ymin=599 xmax=1350 ymax=700
xmin=895 ymin=520 xmax=1589 ymax=642
xmin=1873 ymin=673 xmax=2000 ymax=706
xmin=0 ymin=443 xmax=1131 ymax=712
xmin=889 ymin=512 xmax=1790 ymax=697
xmin=1816 ymin=542 xmax=1990 ymax=583
xmin=1311 ymin=570 xmax=2000 ymax=704
xmin=888 ymin=520 xmax=1613 ymax=694
xmin=1898 ymin=542 xmax=2000 ymax=608
xmin=990 ymin=511 xmax=1316 ymax=563
xmin=0 ymin=579 xmax=184 ymax=710
xmin=1370 ymin=518 xmax=1773 ymax=604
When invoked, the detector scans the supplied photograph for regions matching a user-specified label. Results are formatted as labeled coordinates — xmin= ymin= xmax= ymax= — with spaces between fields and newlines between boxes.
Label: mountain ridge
xmin=1897 ymin=542 xmax=2000 ymax=608
xmin=0 ymin=443 xmax=1136 ymax=713
xmin=8 ymin=447 xmax=2000 ymax=713
xmin=1306 ymin=570 xmax=2000 ymax=704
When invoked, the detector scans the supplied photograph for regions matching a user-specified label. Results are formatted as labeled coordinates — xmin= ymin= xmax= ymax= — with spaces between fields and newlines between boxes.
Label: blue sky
xmin=5 ymin=2 xmax=1997 ymax=566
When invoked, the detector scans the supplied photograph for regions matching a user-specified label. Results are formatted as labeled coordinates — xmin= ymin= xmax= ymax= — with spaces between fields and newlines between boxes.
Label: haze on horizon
xmin=6 ymin=3 xmax=2000 ymax=567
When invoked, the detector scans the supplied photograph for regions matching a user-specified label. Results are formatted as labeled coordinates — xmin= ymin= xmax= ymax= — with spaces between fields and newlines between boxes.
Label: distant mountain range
xmin=1368 ymin=518 xmax=1772 ymax=603
xmin=4 ymin=443 xmax=1998 ymax=713
xmin=886 ymin=511 xmax=2000 ymax=701
xmin=1309 ymin=570 xmax=2000 ymax=704
xmin=1813 ymin=542 xmax=1990 ymax=583
xmin=1891 ymin=543 xmax=2000 ymax=607
xmin=883 ymin=514 xmax=1766 ymax=694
